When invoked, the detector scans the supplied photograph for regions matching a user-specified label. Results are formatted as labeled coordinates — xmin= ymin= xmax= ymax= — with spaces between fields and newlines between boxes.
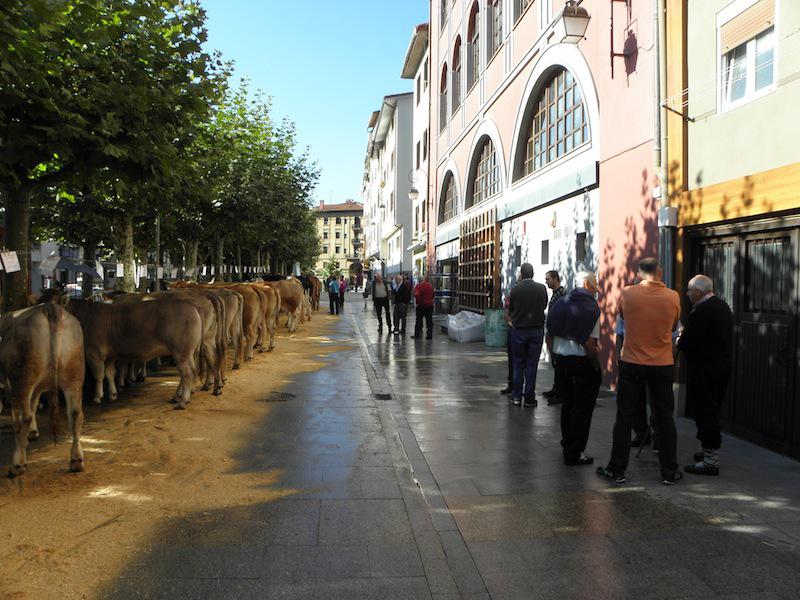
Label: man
xmin=678 ymin=274 xmax=733 ymax=476
xmin=500 ymin=293 xmax=514 ymax=394
xmin=543 ymin=270 xmax=567 ymax=405
xmin=372 ymin=273 xmax=392 ymax=333
xmin=597 ymin=258 xmax=682 ymax=485
xmin=392 ymin=274 xmax=411 ymax=335
xmin=412 ymin=276 xmax=434 ymax=339
xmin=328 ymin=276 xmax=339 ymax=315
xmin=338 ymin=275 xmax=347 ymax=311
xmin=547 ymin=271 xmax=602 ymax=465
xmin=506 ymin=263 xmax=548 ymax=407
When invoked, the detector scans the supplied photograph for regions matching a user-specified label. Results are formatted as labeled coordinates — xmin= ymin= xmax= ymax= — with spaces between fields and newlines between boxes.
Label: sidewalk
xmin=352 ymin=292 xmax=800 ymax=599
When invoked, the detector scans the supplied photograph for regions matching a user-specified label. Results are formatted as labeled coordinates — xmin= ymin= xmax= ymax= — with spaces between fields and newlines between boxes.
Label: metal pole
xmin=153 ymin=212 xmax=161 ymax=292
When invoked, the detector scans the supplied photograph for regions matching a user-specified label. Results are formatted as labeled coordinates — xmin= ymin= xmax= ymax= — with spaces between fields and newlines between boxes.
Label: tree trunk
xmin=153 ymin=212 xmax=161 ymax=292
xmin=2 ymin=186 xmax=32 ymax=311
xmin=186 ymin=240 xmax=199 ymax=281
xmin=118 ymin=214 xmax=136 ymax=292
xmin=214 ymin=236 xmax=223 ymax=281
xmin=235 ymin=244 xmax=242 ymax=282
xmin=82 ymin=237 xmax=97 ymax=298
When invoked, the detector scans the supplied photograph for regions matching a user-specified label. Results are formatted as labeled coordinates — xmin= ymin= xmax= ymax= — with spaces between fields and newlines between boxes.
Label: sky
xmin=201 ymin=0 xmax=429 ymax=206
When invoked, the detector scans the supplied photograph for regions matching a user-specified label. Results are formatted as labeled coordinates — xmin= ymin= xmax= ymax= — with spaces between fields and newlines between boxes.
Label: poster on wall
xmin=38 ymin=252 xmax=60 ymax=274
xmin=1 ymin=251 xmax=21 ymax=273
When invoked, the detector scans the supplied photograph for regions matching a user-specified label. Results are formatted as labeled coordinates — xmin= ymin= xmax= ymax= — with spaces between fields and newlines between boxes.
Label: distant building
xmin=312 ymin=200 xmax=364 ymax=277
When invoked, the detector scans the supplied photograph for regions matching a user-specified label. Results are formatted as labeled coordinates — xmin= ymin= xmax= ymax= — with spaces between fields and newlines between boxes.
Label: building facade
xmin=668 ymin=0 xmax=800 ymax=458
xmin=428 ymin=0 xmax=661 ymax=373
xmin=312 ymin=201 xmax=364 ymax=276
xmin=362 ymin=93 xmax=415 ymax=278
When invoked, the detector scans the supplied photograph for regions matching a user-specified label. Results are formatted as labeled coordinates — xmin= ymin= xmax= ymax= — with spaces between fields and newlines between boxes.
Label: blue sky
xmin=201 ymin=1 xmax=429 ymax=206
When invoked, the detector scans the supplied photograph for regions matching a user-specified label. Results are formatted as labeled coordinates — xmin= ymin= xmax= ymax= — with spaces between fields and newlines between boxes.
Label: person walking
xmin=328 ymin=276 xmax=340 ymax=315
xmin=338 ymin=275 xmax=347 ymax=311
xmin=411 ymin=276 xmax=434 ymax=339
xmin=543 ymin=270 xmax=567 ymax=406
xmin=506 ymin=263 xmax=548 ymax=407
xmin=597 ymin=258 xmax=682 ymax=485
xmin=678 ymin=274 xmax=733 ymax=476
xmin=546 ymin=271 xmax=602 ymax=466
xmin=363 ymin=277 xmax=372 ymax=309
xmin=372 ymin=273 xmax=392 ymax=333
xmin=392 ymin=275 xmax=411 ymax=335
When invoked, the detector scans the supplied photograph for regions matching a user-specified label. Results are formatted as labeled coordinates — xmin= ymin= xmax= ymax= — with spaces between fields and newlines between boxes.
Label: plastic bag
xmin=447 ymin=311 xmax=486 ymax=343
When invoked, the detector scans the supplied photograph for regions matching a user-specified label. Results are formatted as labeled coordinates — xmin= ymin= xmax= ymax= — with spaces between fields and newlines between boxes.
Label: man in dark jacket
xmin=506 ymin=263 xmax=548 ymax=407
xmin=392 ymin=274 xmax=411 ymax=335
xmin=372 ymin=273 xmax=392 ymax=333
xmin=678 ymin=274 xmax=733 ymax=476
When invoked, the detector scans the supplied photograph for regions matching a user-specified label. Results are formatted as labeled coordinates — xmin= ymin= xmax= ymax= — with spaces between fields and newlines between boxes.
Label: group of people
xmin=327 ymin=274 xmax=348 ymax=315
xmin=365 ymin=273 xmax=435 ymax=339
xmin=505 ymin=258 xmax=733 ymax=485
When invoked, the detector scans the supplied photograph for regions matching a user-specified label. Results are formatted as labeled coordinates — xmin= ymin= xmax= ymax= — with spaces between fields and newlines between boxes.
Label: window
xmin=521 ymin=69 xmax=589 ymax=177
xmin=467 ymin=3 xmax=480 ymax=89
xmin=467 ymin=138 xmax=500 ymax=209
xmin=576 ymin=232 xmax=587 ymax=264
xmin=416 ymin=75 xmax=421 ymax=105
xmin=335 ymin=245 xmax=341 ymax=254
xmin=439 ymin=172 xmax=458 ymax=223
xmin=515 ymin=0 xmax=532 ymax=22
xmin=488 ymin=0 xmax=503 ymax=59
xmin=336 ymin=217 xmax=342 ymax=224
xmin=323 ymin=231 xmax=329 ymax=239
xmin=452 ymin=37 xmax=462 ymax=111
xmin=423 ymin=58 xmax=429 ymax=89
xmin=541 ymin=240 xmax=549 ymax=264
xmin=721 ymin=28 xmax=774 ymax=110
xmin=539 ymin=0 xmax=552 ymax=29
xmin=354 ymin=216 xmax=361 ymax=228
xmin=416 ymin=141 xmax=421 ymax=170
xmin=323 ymin=245 xmax=328 ymax=254
xmin=323 ymin=217 xmax=329 ymax=224
xmin=515 ymin=245 xmax=522 ymax=267
xmin=335 ymin=231 xmax=340 ymax=239
xmin=423 ymin=129 xmax=428 ymax=160
xmin=440 ymin=64 xmax=449 ymax=130
xmin=440 ymin=0 xmax=448 ymax=28
xmin=390 ymin=192 xmax=394 ymax=212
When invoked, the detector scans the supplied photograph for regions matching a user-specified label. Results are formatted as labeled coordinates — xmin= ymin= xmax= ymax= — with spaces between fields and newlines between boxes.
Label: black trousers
xmin=329 ymin=293 xmax=339 ymax=314
xmin=559 ymin=355 xmax=601 ymax=462
xmin=414 ymin=306 xmax=433 ymax=337
xmin=687 ymin=359 xmax=731 ymax=450
xmin=551 ymin=355 xmax=570 ymax=396
xmin=393 ymin=302 xmax=408 ymax=332
xmin=374 ymin=298 xmax=391 ymax=330
xmin=506 ymin=328 xmax=513 ymax=387
xmin=609 ymin=362 xmax=678 ymax=477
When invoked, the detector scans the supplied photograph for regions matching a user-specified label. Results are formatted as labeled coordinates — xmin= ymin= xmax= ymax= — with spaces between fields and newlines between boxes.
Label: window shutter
xmin=720 ymin=0 xmax=775 ymax=53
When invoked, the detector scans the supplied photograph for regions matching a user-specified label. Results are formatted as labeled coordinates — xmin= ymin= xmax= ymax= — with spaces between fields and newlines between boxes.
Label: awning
xmin=55 ymin=258 xmax=101 ymax=279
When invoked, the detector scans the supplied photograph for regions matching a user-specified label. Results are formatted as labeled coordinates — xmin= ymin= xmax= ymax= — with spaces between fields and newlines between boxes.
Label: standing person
xmin=547 ymin=271 xmax=602 ymax=465
xmin=500 ymin=294 xmax=514 ymax=394
xmin=392 ymin=275 xmax=411 ymax=335
xmin=597 ymin=258 xmax=682 ymax=485
xmin=678 ymin=274 xmax=733 ymax=476
xmin=363 ymin=277 xmax=372 ymax=309
xmin=328 ymin=276 xmax=340 ymax=315
xmin=411 ymin=275 xmax=435 ymax=339
xmin=338 ymin=275 xmax=347 ymax=311
xmin=543 ymin=270 xmax=567 ymax=406
xmin=506 ymin=263 xmax=548 ymax=407
xmin=372 ymin=273 xmax=392 ymax=333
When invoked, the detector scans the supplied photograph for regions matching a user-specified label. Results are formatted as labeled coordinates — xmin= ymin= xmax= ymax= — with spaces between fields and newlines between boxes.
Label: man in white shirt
xmin=546 ymin=271 xmax=602 ymax=466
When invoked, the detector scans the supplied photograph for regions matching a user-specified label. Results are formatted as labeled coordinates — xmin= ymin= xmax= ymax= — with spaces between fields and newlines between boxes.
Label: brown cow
xmin=264 ymin=278 xmax=304 ymax=332
xmin=0 ymin=296 xmax=85 ymax=476
xmin=65 ymin=298 xmax=203 ymax=409
xmin=248 ymin=282 xmax=281 ymax=350
xmin=308 ymin=274 xmax=322 ymax=311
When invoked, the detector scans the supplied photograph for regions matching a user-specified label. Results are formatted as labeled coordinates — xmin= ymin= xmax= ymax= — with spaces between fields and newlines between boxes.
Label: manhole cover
xmin=259 ymin=392 xmax=296 ymax=403
xmin=375 ymin=393 xmax=392 ymax=400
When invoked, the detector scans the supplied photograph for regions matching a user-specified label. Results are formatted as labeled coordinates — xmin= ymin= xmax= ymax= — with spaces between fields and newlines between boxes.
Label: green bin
xmin=484 ymin=309 xmax=508 ymax=348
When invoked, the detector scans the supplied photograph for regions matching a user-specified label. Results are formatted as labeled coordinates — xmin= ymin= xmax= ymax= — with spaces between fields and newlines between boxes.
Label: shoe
xmin=500 ymin=386 xmax=513 ymax=394
xmin=684 ymin=463 xmax=719 ymax=476
xmin=543 ymin=389 xmax=557 ymax=399
xmin=512 ymin=397 xmax=522 ymax=406
xmin=631 ymin=430 xmax=652 ymax=447
xmin=547 ymin=396 xmax=563 ymax=406
xmin=693 ymin=451 xmax=705 ymax=463
xmin=523 ymin=395 xmax=537 ymax=407
xmin=596 ymin=466 xmax=626 ymax=484
xmin=425 ymin=335 xmax=432 ymax=339
xmin=411 ymin=335 xmax=419 ymax=339
xmin=661 ymin=471 xmax=684 ymax=485
xmin=564 ymin=455 xmax=594 ymax=466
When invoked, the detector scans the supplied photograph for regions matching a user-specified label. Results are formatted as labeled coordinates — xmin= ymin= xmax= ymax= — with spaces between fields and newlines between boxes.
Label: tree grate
xmin=375 ymin=393 xmax=392 ymax=400
xmin=259 ymin=391 xmax=296 ymax=403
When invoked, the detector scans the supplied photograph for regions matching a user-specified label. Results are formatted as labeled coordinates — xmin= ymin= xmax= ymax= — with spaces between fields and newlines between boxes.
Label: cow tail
xmin=273 ymin=288 xmax=281 ymax=331
xmin=40 ymin=303 xmax=61 ymax=441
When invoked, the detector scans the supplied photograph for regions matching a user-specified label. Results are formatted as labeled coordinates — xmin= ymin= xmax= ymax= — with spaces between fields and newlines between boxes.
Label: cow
xmin=64 ymin=297 xmax=203 ymax=409
xmin=0 ymin=295 xmax=85 ymax=476
xmin=248 ymin=282 xmax=281 ymax=350
xmin=264 ymin=278 xmax=305 ymax=332
xmin=307 ymin=274 xmax=322 ymax=311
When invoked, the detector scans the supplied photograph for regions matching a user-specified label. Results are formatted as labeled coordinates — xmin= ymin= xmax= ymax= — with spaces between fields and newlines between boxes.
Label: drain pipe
xmin=655 ymin=0 xmax=676 ymax=288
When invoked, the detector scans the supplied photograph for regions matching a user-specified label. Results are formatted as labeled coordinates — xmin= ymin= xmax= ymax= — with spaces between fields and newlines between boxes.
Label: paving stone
xmin=318 ymin=499 xmax=415 ymax=545
xmin=368 ymin=543 xmax=425 ymax=577
xmin=284 ymin=545 xmax=369 ymax=581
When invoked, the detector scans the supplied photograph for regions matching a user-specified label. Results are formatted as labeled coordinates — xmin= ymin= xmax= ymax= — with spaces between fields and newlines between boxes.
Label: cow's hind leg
xmin=27 ymin=393 xmax=41 ymax=441
xmin=64 ymin=384 xmax=85 ymax=473
xmin=174 ymin=357 xmax=195 ymax=410
xmin=105 ymin=361 xmax=118 ymax=402
xmin=89 ymin=357 xmax=105 ymax=404
xmin=9 ymin=388 xmax=34 ymax=477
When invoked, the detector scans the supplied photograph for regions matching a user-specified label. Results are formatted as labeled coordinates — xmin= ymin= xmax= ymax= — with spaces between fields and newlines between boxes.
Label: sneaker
xmin=500 ymin=386 xmax=513 ymax=394
xmin=684 ymin=463 xmax=719 ymax=476
xmin=542 ymin=389 xmax=557 ymax=399
xmin=512 ymin=397 xmax=522 ymax=406
xmin=661 ymin=471 xmax=684 ymax=485
xmin=693 ymin=451 xmax=705 ymax=463
xmin=631 ymin=430 xmax=652 ymax=447
xmin=596 ymin=466 xmax=626 ymax=484
xmin=523 ymin=395 xmax=537 ymax=407
xmin=546 ymin=396 xmax=563 ymax=406
xmin=564 ymin=455 xmax=594 ymax=466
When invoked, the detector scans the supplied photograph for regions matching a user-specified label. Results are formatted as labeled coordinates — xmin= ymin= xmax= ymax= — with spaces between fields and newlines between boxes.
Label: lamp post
xmin=553 ymin=1 xmax=591 ymax=44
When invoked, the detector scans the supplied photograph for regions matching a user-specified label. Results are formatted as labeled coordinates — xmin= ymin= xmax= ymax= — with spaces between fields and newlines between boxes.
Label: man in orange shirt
xmin=597 ymin=258 xmax=682 ymax=485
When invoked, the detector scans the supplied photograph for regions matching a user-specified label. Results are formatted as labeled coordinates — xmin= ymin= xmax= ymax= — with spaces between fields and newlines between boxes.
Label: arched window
xmin=466 ymin=137 xmax=500 ymax=209
xmin=452 ymin=37 xmax=462 ymax=111
xmin=439 ymin=173 xmax=457 ymax=223
xmin=467 ymin=3 xmax=480 ymax=89
xmin=440 ymin=64 xmax=448 ymax=131
xmin=521 ymin=68 xmax=589 ymax=177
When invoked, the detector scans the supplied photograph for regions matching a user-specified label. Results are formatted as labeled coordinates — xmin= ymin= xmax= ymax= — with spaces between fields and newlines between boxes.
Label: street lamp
xmin=407 ymin=168 xmax=428 ymax=202
xmin=553 ymin=1 xmax=591 ymax=44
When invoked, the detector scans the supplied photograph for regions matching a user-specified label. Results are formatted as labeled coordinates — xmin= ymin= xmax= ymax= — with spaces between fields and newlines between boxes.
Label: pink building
xmin=428 ymin=0 xmax=661 ymax=376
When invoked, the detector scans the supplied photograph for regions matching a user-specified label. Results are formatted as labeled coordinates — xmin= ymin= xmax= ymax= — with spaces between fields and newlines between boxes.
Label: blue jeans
xmin=511 ymin=327 xmax=544 ymax=399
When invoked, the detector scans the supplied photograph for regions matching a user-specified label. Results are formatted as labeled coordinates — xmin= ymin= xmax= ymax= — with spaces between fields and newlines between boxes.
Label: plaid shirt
xmin=546 ymin=286 xmax=566 ymax=335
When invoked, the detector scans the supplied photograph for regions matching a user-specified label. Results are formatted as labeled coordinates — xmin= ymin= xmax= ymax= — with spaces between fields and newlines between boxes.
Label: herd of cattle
xmin=0 ymin=275 xmax=324 ymax=478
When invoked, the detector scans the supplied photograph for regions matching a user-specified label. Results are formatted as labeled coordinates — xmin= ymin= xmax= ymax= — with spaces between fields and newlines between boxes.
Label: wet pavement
xmin=106 ymin=291 xmax=800 ymax=599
